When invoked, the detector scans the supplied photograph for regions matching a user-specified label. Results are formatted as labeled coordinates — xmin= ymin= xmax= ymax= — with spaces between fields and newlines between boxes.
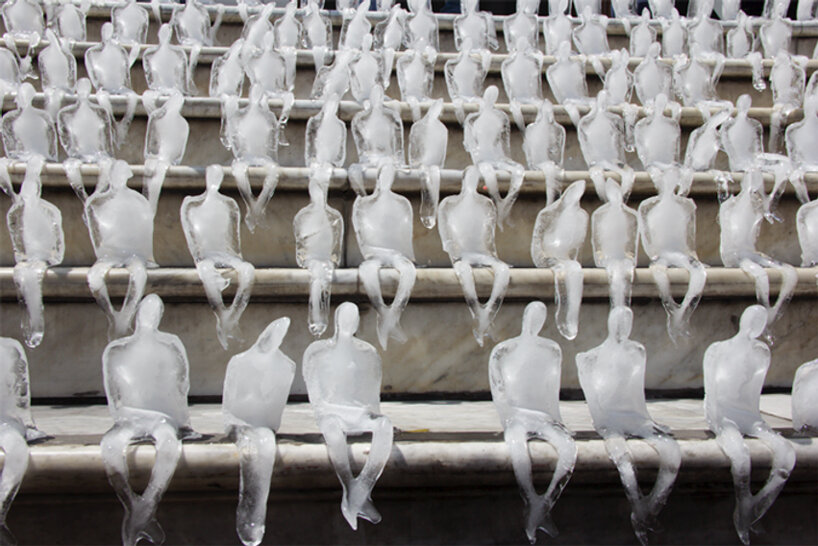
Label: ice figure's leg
xmin=564 ymin=104 xmax=581 ymax=128
xmin=503 ymin=422 xmax=547 ymax=543
xmin=553 ymin=259 xmax=583 ymax=340
xmin=604 ymin=434 xmax=651 ymax=546
xmin=419 ymin=165 xmax=440 ymax=229
xmin=537 ymin=422 xmax=577 ymax=519
xmin=237 ymin=161 xmax=279 ymax=232
xmin=656 ymin=254 xmax=706 ymax=338
xmin=232 ymin=162 xmax=254 ymax=229
xmin=64 ymin=158 xmax=88 ymax=205
xmin=113 ymin=259 xmax=148 ymax=338
xmin=87 ymin=261 xmax=118 ymax=339
xmin=715 ymin=424 xmax=753 ymax=545
xmin=747 ymin=424 xmax=795 ymax=529
xmin=222 ymin=258 xmax=255 ymax=345
xmin=618 ymin=165 xmax=635 ymax=202
xmin=101 ymin=424 xmax=141 ymax=546
xmin=359 ymin=259 xmax=389 ymax=348
xmin=407 ymin=96 xmax=422 ymax=122
xmin=196 ymin=259 xmax=231 ymax=348
xmin=347 ymin=163 xmax=367 ymax=196
xmin=649 ymin=259 xmax=681 ymax=337
xmin=234 ymin=426 xmax=277 ymax=546
xmin=607 ymin=259 xmax=634 ymax=308
xmin=12 ymin=260 xmax=47 ymax=348
xmin=510 ymin=101 xmax=526 ymax=132
xmin=769 ymin=106 xmax=783 ymax=154
xmin=317 ymin=415 xmax=356 ymax=528
xmin=739 ymin=259 xmax=771 ymax=316
xmin=746 ymin=53 xmax=766 ymax=91
xmin=375 ymin=255 xmax=415 ymax=348
xmin=187 ymin=45 xmax=201 ymax=95
xmin=452 ymin=260 xmax=483 ymax=344
xmin=306 ymin=260 xmax=333 ymax=337
xmin=346 ymin=415 xmax=393 ymax=528
xmin=540 ymin=162 xmax=562 ymax=207
xmin=0 ymin=158 xmax=12 ymax=199
xmin=312 ymin=46 xmax=329 ymax=72
xmin=621 ymin=104 xmax=639 ymax=154
xmin=642 ymin=432 xmax=681 ymax=522
xmin=0 ymin=424 xmax=30 ymax=544
xmin=481 ymin=256 xmax=511 ymax=342
xmin=115 ymin=92 xmax=139 ymax=148
xmin=453 ymin=99 xmax=466 ymax=125
xmin=144 ymin=159 xmax=169 ymax=215
xmin=476 ymin=164 xmax=501 ymax=219
xmin=768 ymin=262 xmax=797 ymax=326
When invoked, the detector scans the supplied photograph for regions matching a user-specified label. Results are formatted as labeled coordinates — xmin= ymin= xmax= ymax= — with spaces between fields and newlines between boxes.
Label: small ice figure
xmin=760 ymin=2 xmax=792 ymax=58
xmin=792 ymin=358 xmax=818 ymax=431
xmin=349 ymin=34 xmax=388 ymax=104
xmin=349 ymin=84 xmax=405 ymax=196
xmin=444 ymin=38 xmax=490 ymax=123
xmin=719 ymin=168 xmax=798 ymax=327
xmin=638 ymin=166 xmax=707 ymax=340
xmin=796 ymin=192 xmax=818 ymax=265
xmin=629 ymin=9 xmax=656 ymax=58
xmin=408 ymin=98 xmax=448 ymax=228
xmin=101 ymin=294 xmax=199 ymax=546
xmin=438 ymin=167 xmax=511 ymax=345
xmin=111 ymin=0 xmax=149 ymax=62
xmin=501 ymin=40 xmax=545 ymax=131
xmin=143 ymin=24 xmax=194 ymax=96
xmin=374 ymin=4 xmax=406 ymax=79
xmin=37 ymin=29 xmax=77 ymax=120
xmin=181 ymin=165 xmax=255 ymax=349
xmin=245 ymin=32 xmax=295 ymax=144
xmin=578 ymin=92 xmax=635 ymax=201
xmin=1 ymin=0 xmax=44 ymax=78
xmin=273 ymin=1 xmax=301 ymax=122
xmin=396 ymin=47 xmax=435 ymax=121
xmin=210 ymin=38 xmax=246 ymax=99
xmin=311 ymin=48 xmax=354 ymax=101
xmin=1 ymin=82 xmax=58 ymax=162
xmin=302 ymin=0 xmax=333 ymax=71
xmin=727 ymin=12 xmax=766 ymax=92
xmin=591 ymin=179 xmax=639 ymax=308
xmin=305 ymin=95 xmax=347 ymax=170
xmin=240 ymin=3 xmax=275 ymax=55
xmin=634 ymin=94 xmax=681 ymax=169
xmin=51 ymin=0 xmax=88 ymax=42
xmin=688 ymin=0 xmax=725 ymax=55
xmin=463 ymin=86 xmax=526 ymax=228
xmin=489 ymin=301 xmax=577 ymax=543
xmin=703 ymin=305 xmax=796 ymax=545
xmin=531 ymin=180 xmax=587 ymax=339
xmin=573 ymin=6 xmax=609 ymax=58
xmin=303 ymin=302 xmax=394 ymax=529
xmin=660 ymin=9 xmax=688 ymax=58
xmin=576 ymin=306 xmax=681 ymax=546
xmin=683 ymin=106 xmax=732 ymax=180
xmin=603 ymin=50 xmax=635 ymax=118
xmin=85 ymin=161 xmax=158 ymax=339
xmin=768 ymin=50 xmax=807 ymax=153
xmin=454 ymin=0 xmax=498 ymax=53
xmin=293 ymin=171 xmax=344 ymax=337
xmin=0 ymin=47 xmax=21 ymax=104
xmin=1 ymin=157 xmax=63 ymax=348
xmin=504 ymin=0 xmax=540 ymax=52
xmin=353 ymin=164 xmax=416 ymax=349
xmin=0 ymin=337 xmax=46 ymax=544
xmin=523 ymin=99 xmax=566 ymax=206
xmin=144 ymin=89 xmax=189 ymax=216
xmin=545 ymin=41 xmax=589 ymax=127
xmin=720 ymin=94 xmax=763 ymax=172
xmin=542 ymin=0 xmax=572 ymax=56
xmin=221 ymin=85 xmax=281 ymax=231
xmin=405 ymin=0 xmax=439 ymax=52
xmin=339 ymin=1 xmax=372 ymax=51
xmin=223 ymin=317 xmax=295 ymax=546
xmin=672 ymin=47 xmax=725 ymax=112
xmin=171 ymin=0 xmax=224 ymax=69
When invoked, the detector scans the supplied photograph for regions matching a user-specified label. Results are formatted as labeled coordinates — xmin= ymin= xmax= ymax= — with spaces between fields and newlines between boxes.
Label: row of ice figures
xmin=0 ymin=298 xmax=816 ymax=545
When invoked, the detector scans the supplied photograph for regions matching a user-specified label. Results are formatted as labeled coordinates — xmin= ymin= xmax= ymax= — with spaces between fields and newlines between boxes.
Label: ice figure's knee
xmin=371 ymin=415 xmax=393 ymax=438
xmin=236 ymin=261 xmax=255 ymax=283
xmin=100 ymin=426 xmax=134 ymax=462
xmin=87 ymin=263 xmax=111 ymax=290
xmin=653 ymin=435 xmax=682 ymax=471
xmin=359 ymin=259 xmax=380 ymax=278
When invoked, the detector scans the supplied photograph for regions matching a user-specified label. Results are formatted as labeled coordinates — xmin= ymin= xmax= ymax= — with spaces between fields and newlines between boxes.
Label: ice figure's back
xmin=439 ymin=194 xmax=496 ymax=259
xmin=592 ymin=203 xmax=638 ymax=263
xmin=640 ymin=195 xmax=695 ymax=257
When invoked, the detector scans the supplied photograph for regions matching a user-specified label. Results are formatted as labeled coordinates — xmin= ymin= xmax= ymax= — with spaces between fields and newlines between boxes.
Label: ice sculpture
xmin=294 ymin=171 xmax=344 ymax=337
xmin=648 ymin=0 xmax=674 ymax=18
xmin=546 ymin=41 xmax=589 ymax=128
xmin=349 ymin=84 xmax=404 ymax=196
xmin=111 ymin=0 xmax=149 ymax=64
xmin=504 ymin=0 xmax=539 ymax=52
xmin=352 ymin=164 xmax=416 ymax=349
xmin=796 ymin=193 xmax=818 ymax=265
xmin=629 ymin=9 xmax=656 ymax=58
xmin=396 ymin=47 xmax=435 ymax=121
xmin=223 ymin=317 xmax=295 ymax=546
xmin=672 ymin=46 xmax=725 ymax=113
xmin=454 ymin=0 xmax=498 ymax=52
xmin=349 ymin=34 xmax=388 ymax=104
xmin=221 ymin=85 xmax=280 ymax=230
xmin=143 ymin=24 xmax=194 ymax=96
xmin=683 ymin=106 xmax=732 ymax=189
xmin=688 ymin=0 xmax=724 ymax=55
xmin=760 ymin=2 xmax=792 ymax=58
xmin=634 ymin=94 xmax=681 ymax=169
xmin=501 ymin=39 xmax=545 ymax=131
xmin=703 ymin=305 xmax=796 ymax=545
xmin=572 ymin=7 xmax=609 ymax=77
xmin=578 ymin=92 xmax=634 ymax=201
xmin=531 ymin=180 xmax=587 ymax=340
xmin=302 ymin=0 xmax=333 ymax=70
xmin=0 ymin=337 xmax=46 ymax=544
xmin=638 ymin=166 xmax=706 ymax=340
xmin=444 ymin=38 xmax=490 ymax=123
xmin=719 ymin=168 xmax=798 ymax=326
xmin=792 ymin=358 xmax=818 ymax=431
xmin=574 ymin=0 xmax=601 ymax=13
xmin=576 ymin=306 xmax=681 ymax=546
xmin=769 ymin=51 xmax=807 ymax=153
xmin=85 ymin=161 xmax=157 ymax=339
xmin=634 ymin=43 xmax=672 ymax=107
xmin=171 ymin=0 xmax=223 ymax=82
xmin=209 ymin=38 xmax=245 ymax=98
xmin=591 ymin=179 xmax=639 ymax=308
xmin=542 ymin=0 xmax=572 ymax=56
xmin=302 ymin=302 xmax=394 ymax=529
xmin=143 ymin=89 xmax=190 ymax=212
xmin=339 ymin=1 xmax=371 ymax=51
xmin=245 ymin=32 xmax=294 ymax=144
xmin=1 ymin=0 xmax=44 ymax=78
xmin=787 ymin=96 xmax=818 ymax=187
xmin=438 ymin=167 xmax=510 ymax=345
xmin=463 ymin=86 xmax=525 ymax=227
xmin=1 ymin=157 xmax=64 ymax=348
xmin=0 ymin=47 xmax=21 ymax=103
xmin=720 ymin=94 xmax=763 ymax=172
xmin=727 ymin=12 xmax=765 ymax=92
xmin=523 ymin=99 xmax=565 ymax=207
xmin=408 ymin=99 xmax=447 ymax=228
xmin=51 ymin=0 xmax=88 ymax=42
xmin=305 ymin=95 xmax=347 ymax=175
xmin=273 ymin=0 xmax=301 ymax=99
xmin=603 ymin=50 xmax=639 ymax=147
xmin=489 ymin=301 xmax=577 ymax=543
xmin=405 ymin=0 xmax=439 ymax=52
xmin=181 ymin=165 xmax=254 ymax=349
xmin=374 ymin=4 xmax=406 ymax=77
xmin=38 ymin=29 xmax=77 ymax=120
xmin=311 ymin=44 xmax=354 ymax=100
xmin=241 ymin=3 xmax=275 ymax=55
xmin=1 ymin=82 xmax=58 ymax=163
xmin=660 ymin=9 xmax=688 ymax=58
xmin=101 ymin=294 xmax=199 ymax=546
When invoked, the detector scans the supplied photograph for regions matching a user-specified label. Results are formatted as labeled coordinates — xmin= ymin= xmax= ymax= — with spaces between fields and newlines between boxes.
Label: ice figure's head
xmin=739 ymin=305 xmax=767 ymax=339
xmin=376 ymin=163 xmax=395 ymax=192
xmin=461 ymin=0 xmax=478 ymax=14
xmin=611 ymin=48 xmax=628 ymax=67
xmin=158 ymin=23 xmax=172 ymax=44
xmin=640 ymin=7 xmax=650 ymax=20
xmin=135 ymin=294 xmax=164 ymax=331
xmin=647 ymin=42 xmax=661 ymax=59
xmin=774 ymin=49 xmax=789 ymax=66
xmin=428 ymin=98 xmax=444 ymax=119
xmin=110 ymin=160 xmax=133 ymax=190
xmin=521 ymin=301 xmax=547 ymax=336
xmin=773 ymin=0 xmax=787 ymax=17
xmin=604 ymin=178 xmax=623 ymax=205
xmin=335 ymin=302 xmax=360 ymax=338
xmin=563 ymin=179 xmax=585 ymax=205
xmin=15 ymin=81 xmax=34 ymax=109
xmin=608 ymin=306 xmax=632 ymax=342
xmin=205 ymin=164 xmax=224 ymax=193
xmin=462 ymin=166 xmax=480 ymax=194
xmin=594 ymin=90 xmax=608 ymax=112
xmin=482 ymin=86 xmax=499 ymax=108
xmin=517 ymin=0 xmax=539 ymax=14
xmin=256 ymin=317 xmax=291 ymax=353
xmin=736 ymin=94 xmax=751 ymax=114
xmin=671 ymin=7 xmax=680 ymax=20
xmin=101 ymin=22 xmax=114 ymax=41
xmin=285 ymin=0 xmax=297 ymax=16
xmin=539 ymin=98 xmax=554 ymax=119
xmin=77 ymin=77 xmax=92 ymax=99
xmin=262 ymin=29 xmax=275 ymax=50
xmin=362 ymin=33 xmax=373 ymax=51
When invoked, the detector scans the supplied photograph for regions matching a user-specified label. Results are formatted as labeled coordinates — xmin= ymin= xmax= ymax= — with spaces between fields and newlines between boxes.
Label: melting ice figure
xmin=50 ymin=0 xmax=89 ymax=42
xmin=143 ymin=24 xmax=195 ymax=96
xmin=1 ymin=82 xmax=58 ymax=163
xmin=523 ymin=99 xmax=566 ymax=206
xmin=305 ymin=95 xmax=347 ymax=173
xmin=111 ymin=0 xmax=149 ymax=58
xmin=294 ymin=172 xmax=344 ymax=337
xmin=634 ymin=43 xmax=672 ymax=107
xmin=311 ymin=48 xmax=353 ymax=101
xmin=661 ymin=9 xmax=688 ymax=58
xmin=245 ymin=32 xmax=294 ymax=142
xmin=672 ymin=47 xmax=726 ymax=117
xmin=353 ymin=164 xmax=416 ymax=349
xmin=302 ymin=302 xmax=394 ymax=530
xmin=786 ymin=95 xmax=818 ymax=196
xmin=349 ymin=84 xmax=404 ymax=196
xmin=546 ymin=41 xmax=588 ymax=128
xmin=273 ymin=1 xmax=301 ymax=135
xmin=38 ymin=29 xmax=77 ymax=120
xmin=542 ymin=0 xmax=572 ymax=56
xmin=405 ymin=0 xmax=439 ymax=53
xmin=576 ymin=306 xmax=681 ymax=546
xmin=501 ymin=40 xmax=545 ymax=132
xmin=181 ymin=165 xmax=255 ymax=349
xmin=453 ymin=0 xmax=498 ymax=53
xmin=688 ymin=1 xmax=725 ymax=55
xmin=408 ymin=98 xmax=448 ymax=228
xmin=703 ymin=305 xmax=796 ymax=545
xmin=1 ymin=0 xmax=44 ymax=78
xmin=504 ymin=0 xmax=540 ymax=53
xmin=796 ymin=192 xmax=818 ymax=266
xmin=489 ymin=301 xmax=576 ymax=543
xmin=727 ymin=12 xmax=765 ymax=92
xmin=720 ymin=94 xmax=763 ymax=172
xmin=792 ymin=358 xmax=818 ymax=432
xmin=634 ymin=94 xmax=681 ymax=169
xmin=349 ymin=34 xmax=388 ymax=104
xmin=302 ymin=0 xmax=333 ymax=71
xmin=396 ymin=47 xmax=435 ymax=121
xmin=210 ymin=38 xmax=246 ymax=99
xmin=572 ymin=7 xmax=609 ymax=77
xmin=171 ymin=0 xmax=224 ymax=80
xmin=374 ymin=4 xmax=406 ymax=79
xmin=768 ymin=50 xmax=806 ymax=153
xmin=143 ymin=90 xmax=190 ymax=213
xmin=438 ymin=167 xmax=510 ymax=345
xmin=444 ymin=38 xmax=490 ymax=123
xmin=223 ymin=318 xmax=295 ymax=546
xmin=0 ymin=47 xmax=21 ymax=105
xmin=629 ymin=9 xmax=656 ymax=58
xmin=759 ymin=2 xmax=792 ymax=58
xmin=101 ymin=295 xmax=199 ymax=546
xmin=339 ymin=1 xmax=372 ymax=51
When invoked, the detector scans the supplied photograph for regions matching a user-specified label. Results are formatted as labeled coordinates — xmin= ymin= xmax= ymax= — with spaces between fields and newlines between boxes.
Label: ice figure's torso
xmin=145 ymin=45 xmax=187 ymax=92
xmin=524 ymin=114 xmax=565 ymax=166
xmin=61 ymin=102 xmax=112 ymax=160
xmin=574 ymin=21 xmax=609 ymax=55
xmin=719 ymin=192 xmax=763 ymax=264
xmin=8 ymin=198 xmax=63 ymax=264
xmin=146 ymin=109 xmax=189 ymax=164
xmin=677 ymin=60 xmax=716 ymax=105
xmin=294 ymin=205 xmax=343 ymax=265
xmin=351 ymin=52 xmax=381 ymax=100
xmin=580 ymin=113 xmax=624 ymax=165
xmin=635 ymin=115 xmax=679 ymax=166
xmin=704 ymin=339 xmax=768 ymax=432
xmin=467 ymin=110 xmax=508 ymax=162
xmin=87 ymin=189 xmax=154 ymax=263
xmin=112 ymin=3 xmax=148 ymax=43
xmin=543 ymin=15 xmax=572 ymax=54
xmin=4 ymin=109 xmax=56 ymax=160
xmin=248 ymin=50 xmax=286 ymax=93
xmin=536 ymin=204 xmax=588 ymax=260
xmin=492 ymin=338 xmax=562 ymax=420
xmin=689 ymin=18 xmax=723 ymax=54
xmin=721 ymin=116 xmax=763 ymax=171
xmin=505 ymin=13 xmax=537 ymax=50
xmin=182 ymin=193 xmax=241 ymax=261
xmin=224 ymin=349 xmax=295 ymax=430
xmin=787 ymin=117 xmax=818 ymax=168
xmin=409 ymin=116 xmax=447 ymax=166
xmin=797 ymin=201 xmax=818 ymax=265
xmin=3 ymin=0 xmax=43 ymax=36
xmin=592 ymin=204 xmax=638 ymax=263
xmin=635 ymin=57 xmax=671 ymax=105
xmin=448 ymin=54 xmax=484 ymax=100
xmin=407 ymin=13 xmax=437 ymax=50
xmin=175 ymin=4 xmax=210 ymax=44
xmin=548 ymin=60 xmax=586 ymax=102
xmin=605 ymin=63 xmax=632 ymax=105
xmin=399 ymin=53 xmax=431 ymax=99
xmin=231 ymin=109 xmax=278 ymax=163
xmin=307 ymin=111 xmax=346 ymax=166
xmin=39 ymin=44 xmax=74 ymax=90
xmin=304 ymin=339 xmax=382 ymax=415
xmin=771 ymin=59 xmax=805 ymax=107
xmin=356 ymin=109 xmax=402 ymax=163
xmin=639 ymin=195 xmax=695 ymax=258
xmin=304 ymin=10 xmax=330 ymax=47
xmin=503 ymin=52 xmax=541 ymax=102
xmin=456 ymin=13 xmax=491 ymax=50
xmin=440 ymin=194 xmax=496 ymax=259
xmin=87 ymin=44 xmax=130 ymax=92
xmin=354 ymin=191 xmax=415 ymax=259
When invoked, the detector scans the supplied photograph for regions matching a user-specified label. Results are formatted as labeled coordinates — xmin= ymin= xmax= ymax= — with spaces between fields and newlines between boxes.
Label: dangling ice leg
xmin=64 ymin=158 xmax=88 ymax=205
xmin=359 ymin=259 xmax=389 ymax=348
xmin=347 ymin=163 xmax=367 ymax=197
xmin=510 ymin=101 xmax=526 ymax=132
xmin=715 ymin=423 xmax=754 ymax=545
xmin=419 ymin=165 xmax=440 ymax=229
xmin=590 ymin=167 xmax=607 ymax=202
xmin=317 ymin=415 xmax=356 ymax=528
xmin=452 ymin=260 xmax=483 ymax=345
xmin=649 ymin=259 xmax=682 ymax=337
xmin=0 ymin=423 xmax=30 ymax=545
xmin=222 ymin=258 xmax=255 ymax=345
xmin=553 ymin=259 xmax=583 ymax=340
xmin=306 ymin=259 xmax=334 ymax=337
xmin=672 ymin=254 xmax=706 ymax=337
xmin=479 ymin=256 xmax=511 ymax=343
xmin=311 ymin=46 xmax=329 ymax=72
xmin=12 ymin=260 xmax=47 ymax=348
xmin=747 ymin=423 xmax=795 ymax=528
xmin=503 ymin=420 xmax=552 ymax=543
xmin=278 ymin=92 xmax=295 ymax=147
xmin=540 ymin=162 xmax=563 ymax=207
xmin=477 ymin=164 xmax=504 ymax=228
xmin=101 ymin=424 xmax=143 ymax=546
xmin=380 ymin=254 xmax=415 ymax=346
xmin=746 ymin=53 xmax=766 ymax=91
xmin=768 ymin=105 xmax=784 ymax=154
xmin=642 ymin=431 xmax=681 ymax=524
xmin=233 ymin=425 xmax=277 ymax=546
xmin=234 ymin=161 xmax=279 ymax=232
xmin=143 ymin=158 xmax=169 ymax=214
xmin=767 ymin=263 xmax=797 ymax=326
xmin=187 ymin=44 xmax=201 ymax=95
xmin=196 ymin=259 xmax=231 ymax=348
xmin=603 ymin=434 xmax=651 ymax=546
xmin=346 ymin=414 xmax=393 ymax=527
xmin=607 ymin=259 xmax=634 ymax=309
xmin=537 ymin=421 xmax=577 ymax=523
xmin=0 ymin=158 xmax=13 ymax=200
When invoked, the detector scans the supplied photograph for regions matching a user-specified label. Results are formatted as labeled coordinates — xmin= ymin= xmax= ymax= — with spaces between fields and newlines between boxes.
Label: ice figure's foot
xmin=376 ymin=309 xmax=408 ymax=349
xmin=237 ymin=519 xmax=265 ymax=546
xmin=344 ymin=480 xmax=381 ymax=527
xmin=340 ymin=491 xmax=358 ymax=530
xmin=524 ymin=495 xmax=558 ymax=543
xmin=733 ymin=497 xmax=753 ymax=545
xmin=471 ymin=307 xmax=492 ymax=346
xmin=123 ymin=505 xmax=164 ymax=546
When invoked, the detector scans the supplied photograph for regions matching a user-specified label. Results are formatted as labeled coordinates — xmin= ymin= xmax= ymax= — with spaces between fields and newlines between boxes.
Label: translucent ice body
xmin=523 ymin=99 xmax=566 ymax=206
xmin=349 ymin=34 xmax=388 ymax=104
xmin=792 ymin=358 xmax=818 ymax=432
xmin=503 ymin=0 xmax=540 ymax=53
xmin=578 ymin=92 xmax=634 ymax=201
xmin=1 ymin=0 xmax=44 ymax=78
xmin=444 ymin=39 xmax=490 ymax=123
xmin=50 ymin=0 xmax=88 ymax=42
xmin=453 ymin=0 xmax=498 ymax=52
xmin=720 ymin=94 xmax=764 ymax=172
xmin=37 ymin=30 xmax=77 ymax=120
xmin=408 ymin=99 xmax=448 ymax=227
xmin=542 ymin=0 xmax=572 ymax=56
xmin=210 ymin=38 xmax=246 ymax=98
xmin=1 ymin=82 xmax=58 ymax=162
xmin=339 ymin=1 xmax=372 ymax=51
xmin=768 ymin=51 xmax=807 ymax=152
xmin=727 ymin=12 xmax=765 ymax=91
xmin=629 ymin=9 xmax=656 ymax=58
xmin=501 ymin=41 xmax=545 ymax=131
xmin=634 ymin=43 xmax=672 ymax=107
xmin=143 ymin=90 xmax=190 ymax=212
xmin=796 ymin=194 xmax=818 ymax=266
xmin=660 ymin=9 xmax=688 ymax=57
xmin=405 ymin=0 xmax=439 ymax=52
xmin=634 ymin=94 xmax=681 ymax=169
xmin=142 ymin=24 xmax=194 ymax=96
xmin=305 ymin=95 xmax=347 ymax=170
xmin=396 ymin=47 xmax=435 ymax=121
xmin=301 ymin=0 xmax=334 ymax=70
xmin=546 ymin=41 xmax=589 ymax=127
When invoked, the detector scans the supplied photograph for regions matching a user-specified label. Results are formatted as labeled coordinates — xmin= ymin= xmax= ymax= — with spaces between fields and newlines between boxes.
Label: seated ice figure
xmin=111 ymin=0 xmax=149 ymax=61
xmin=245 ymin=31 xmax=294 ymax=144
xmin=302 ymin=302 xmax=394 ymax=530
xmin=0 ymin=336 xmax=46 ymax=544
xmin=531 ymin=180 xmax=587 ymax=340
xmin=760 ymin=2 xmax=792 ymax=58
xmin=223 ymin=317 xmax=294 ymax=546
xmin=796 ymin=193 xmax=818 ymax=266
xmin=504 ymin=0 xmax=540 ymax=53
xmin=1 ymin=157 xmax=64 ymax=348
xmin=576 ymin=306 xmax=681 ymax=546
xmin=719 ymin=168 xmax=798 ymax=327
xmin=444 ymin=37 xmax=490 ymax=124
xmin=792 ymin=358 xmax=818 ymax=432
xmin=603 ymin=49 xmax=634 ymax=108
xmin=85 ymin=161 xmax=158 ymax=339
xmin=305 ymin=95 xmax=347 ymax=176
xmin=629 ymin=9 xmax=656 ymax=58
xmin=591 ymin=179 xmax=639 ymax=308
xmin=273 ymin=0 xmax=301 ymax=87
xmin=464 ymin=86 xmax=526 ymax=228
xmin=240 ymin=3 xmax=275 ymax=56
xmin=661 ymin=9 xmax=688 ymax=57
xmin=572 ymin=7 xmax=609 ymax=77
xmin=143 ymin=24 xmax=194 ymax=96
xmin=634 ymin=94 xmax=681 ymax=170
xmin=349 ymin=84 xmax=405 ymax=196
xmin=523 ymin=99 xmax=566 ymax=206
xmin=181 ymin=165 xmax=254 ymax=349
xmin=374 ymin=3 xmax=407 ymax=79
xmin=396 ymin=47 xmax=435 ymax=121
xmin=171 ymin=0 xmax=223 ymax=88
xmin=501 ymin=39 xmax=545 ymax=131
xmin=51 ymin=0 xmax=88 ymax=42
xmin=1 ymin=0 xmax=44 ymax=78
xmin=648 ymin=0 xmax=674 ymax=18
xmin=349 ymin=34 xmax=389 ymax=104
xmin=672 ymin=46 xmax=726 ymax=117
xmin=221 ymin=85 xmax=281 ymax=231
xmin=542 ymin=0 xmax=572 ymax=56
xmin=37 ymin=29 xmax=77 ymax=120
xmin=438 ymin=167 xmax=511 ymax=345
xmin=0 ymin=47 xmax=21 ymax=104
xmin=301 ymin=0 xmax=333 ymax=70
xmin=720 ymin=95 xmax=764 ymax=174
xmin=209 ymin=38 xmax=246 ymax=99
xmin=768 ymin=50 xmax=807 ymax=153
xmin=408 ymin=99 xmax=448 ymax=228
xmin=727 ymin=12 xmax=765 ymax=92
xmin=353 ymin=164 xmax=416 ymax=349
xmin=638 ymin=166 xmax=707 ymax=340
xmin=1 ymin=82 xmax=58 ymax=163
xmin=489 ymin=301 xmax=576 ymax=543
xmin=339 ymin=1 xmax=371 ymax=51
xmin=683 ymin=106 xmax=733 ymax=196
xmin=703 ymin=305 xmax=796 ymax=545
xmin=634 ymin=43 xmax=672 ymax=106
xmin=100 ymin=294 xmax=199 ymax=546
xmin=546 ymin=41 xmax=589 ymax=127
xmin=294 ymin=172 xmax=344 ymax=337
xmin=454 ymin=0 xmax=498 ymax=52
xmin=143 ymin=89 xmax=190 ymax=212
xmin=405 ymin=0 xmax=439 ymax=53
xmin=687 ymin=0 xmax=725 ymax=55
xmin=311 ymin=47 xmax=354 ymax=101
